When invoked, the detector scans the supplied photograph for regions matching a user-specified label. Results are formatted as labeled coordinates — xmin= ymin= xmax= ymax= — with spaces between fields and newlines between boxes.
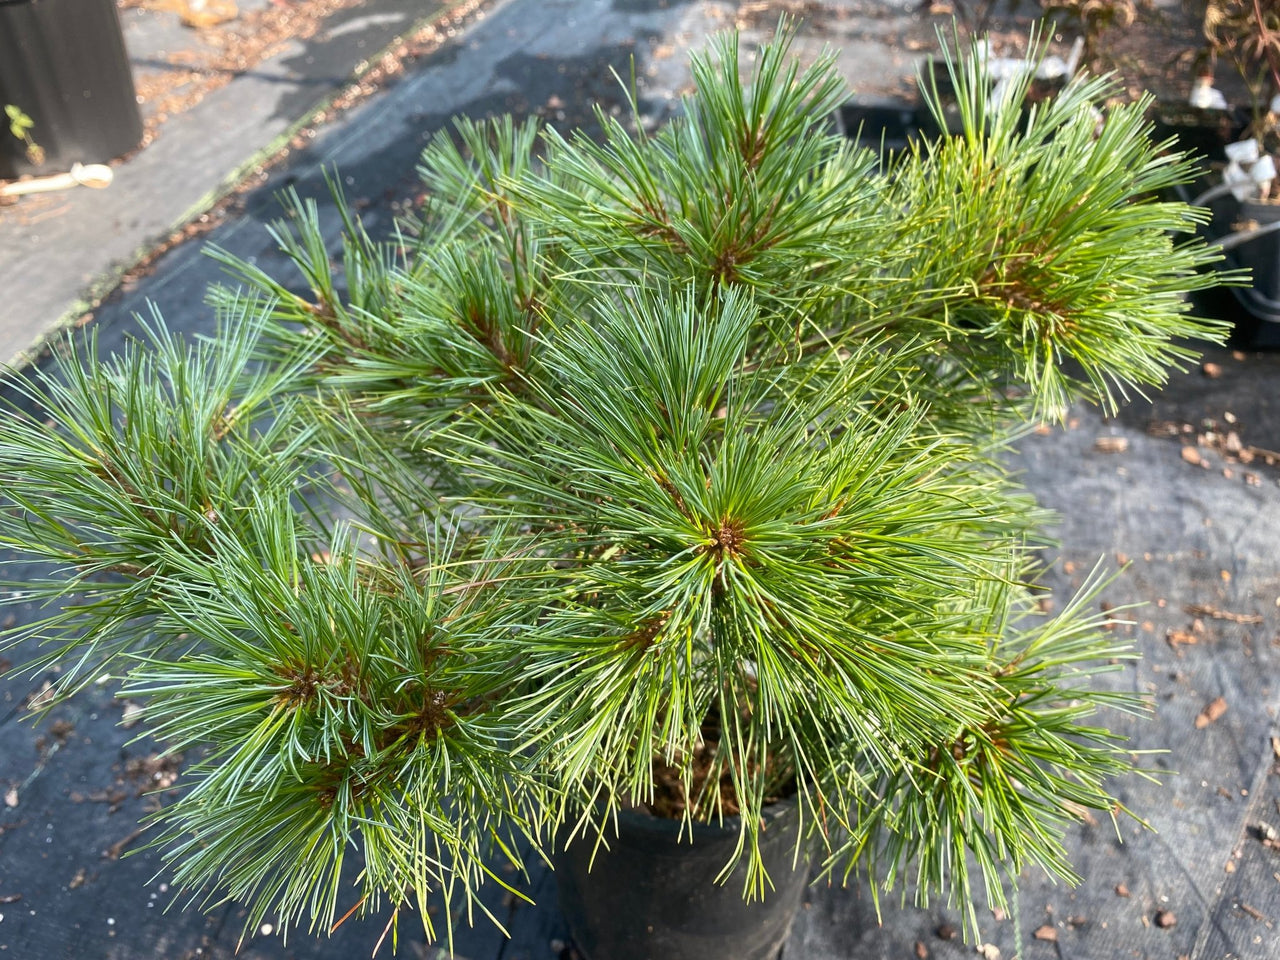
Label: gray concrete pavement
xmin=0 ymin=0 xmax=454 ymax=369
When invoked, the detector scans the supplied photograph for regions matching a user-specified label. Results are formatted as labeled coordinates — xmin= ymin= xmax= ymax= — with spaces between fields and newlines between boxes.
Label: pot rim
xmin=586 ymin=793 xmax=800 ymax=841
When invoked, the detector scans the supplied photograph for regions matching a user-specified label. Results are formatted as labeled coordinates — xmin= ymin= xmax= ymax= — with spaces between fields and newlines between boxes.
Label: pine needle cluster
xmin=0 ymin=25 xmax=1226 ymax=949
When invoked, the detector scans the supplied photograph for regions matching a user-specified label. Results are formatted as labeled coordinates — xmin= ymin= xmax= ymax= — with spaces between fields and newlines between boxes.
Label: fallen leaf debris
xmin=1185 ymin=603 xmax=1263 ymax=625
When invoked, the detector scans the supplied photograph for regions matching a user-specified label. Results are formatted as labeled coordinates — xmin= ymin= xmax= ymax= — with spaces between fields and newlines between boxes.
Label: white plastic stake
xmin=0 ymin=163 xmax=113 ymax=198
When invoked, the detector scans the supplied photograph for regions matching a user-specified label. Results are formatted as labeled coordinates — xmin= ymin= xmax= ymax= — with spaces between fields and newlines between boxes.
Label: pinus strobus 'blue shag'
xmin=0 ymin=24 xmax=1226 ymax=950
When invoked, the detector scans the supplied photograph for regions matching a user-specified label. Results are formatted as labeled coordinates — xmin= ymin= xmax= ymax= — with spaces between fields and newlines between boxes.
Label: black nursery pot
xmin=1148 ymin=104 xmax=1250 ymax=165
xmin=0 ymin=0 xmax=144 ymax=178
xmin=838 ymin=101 xmax=922 ymax=158
xmin=1216 ymin=198 xmax=1280 ymax=349
xmin=1174 ymin=177 xmax=1280 ymax=349
xmin=553 ymin=800 xmax=809 ymax=960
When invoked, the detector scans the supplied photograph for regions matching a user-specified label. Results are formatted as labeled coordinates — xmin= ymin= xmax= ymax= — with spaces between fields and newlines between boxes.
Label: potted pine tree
xmin=0 ymin=27 xmax=1226 ymax=959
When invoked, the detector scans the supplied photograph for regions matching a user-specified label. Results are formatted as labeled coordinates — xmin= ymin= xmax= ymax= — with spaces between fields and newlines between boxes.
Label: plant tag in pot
xmin=1190 ymin=78 xmax=1229 ymax=111
xmin=1224 ymin=160 xmax=1257 ymax=201
xmin=1251 ymin=154 xmax=1276 ymax=185
xmin=1225 ymin=139 xmax=1261 ymax=165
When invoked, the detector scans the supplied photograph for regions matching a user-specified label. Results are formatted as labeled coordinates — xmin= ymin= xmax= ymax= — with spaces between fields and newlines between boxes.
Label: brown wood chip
xmin=1094 ymin=436 xmax=1129 ymax=453
xmin=915 ymin=941 xmax=929 ymax=959
xmin=1195 ymin=697 xmax=1228 ymax=729
xmin=1115 ymin=883 xmax=1130 ymax=897
xmin=1166 ymin=629 xmax=1198 ymax=647
xmin=1033 ymin=925 xmax=1058 ymax=941
xmin=1155 ymin=909 xmax=1177 ymax=928
xmin=1181 ymin=445 xmax=1204 ymax=465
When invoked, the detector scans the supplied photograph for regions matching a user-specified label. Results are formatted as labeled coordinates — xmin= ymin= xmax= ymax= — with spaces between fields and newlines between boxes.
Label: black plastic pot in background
xmin=0 ymin=0 xmax=143 ymax=179
xmin=838 ymin=101 xmax=924 ymax=163
xmin=553 ymin=800 xmax=810 ymax=960
xmin=1198 ymin=190 xmax=1280 ymax=349
xmin=1148 ymin=104 xmax=1250 ymax=165
xmin=835 ymin=82 xmax=1065 ymax=169
xmin=1142 ymin=104 xmax=1280 ymax=348
xmin=1160 ymin=129 xmax=1280 ymax=351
